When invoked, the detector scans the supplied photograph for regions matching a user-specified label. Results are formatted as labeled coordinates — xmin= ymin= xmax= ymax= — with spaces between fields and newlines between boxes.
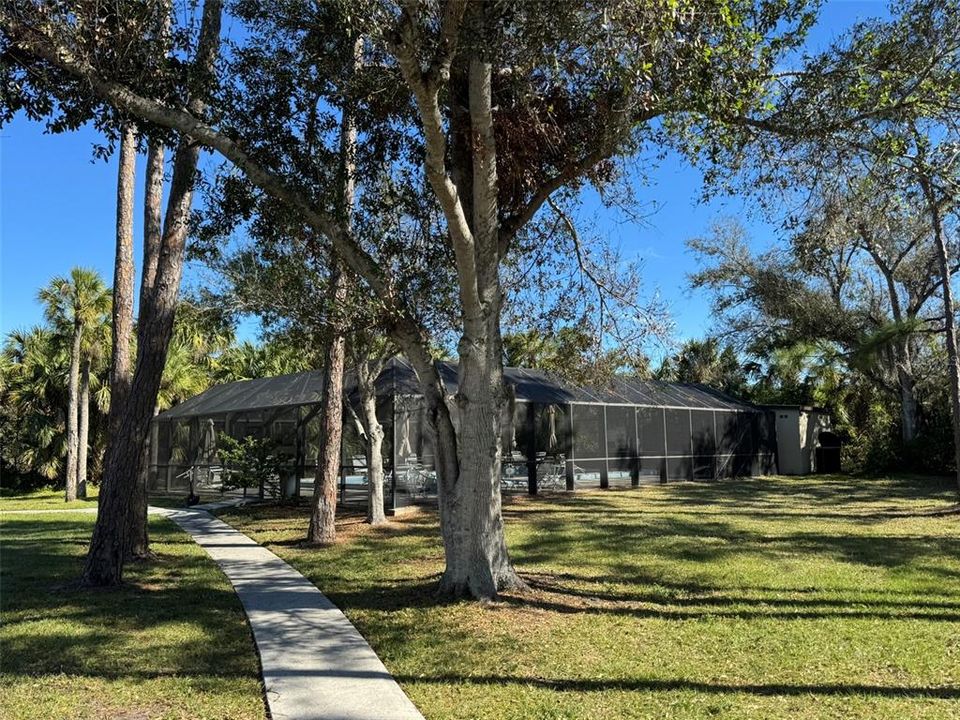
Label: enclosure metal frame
xmin=148 ymin=359 xmax=777 ymax=509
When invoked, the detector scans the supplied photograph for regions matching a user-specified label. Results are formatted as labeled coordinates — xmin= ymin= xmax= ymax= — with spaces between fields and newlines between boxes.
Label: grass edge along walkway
xmin=0 ymin=510 xmax=266 ymax=720
xmin=157 ymin=505 xmax=426 ymax=720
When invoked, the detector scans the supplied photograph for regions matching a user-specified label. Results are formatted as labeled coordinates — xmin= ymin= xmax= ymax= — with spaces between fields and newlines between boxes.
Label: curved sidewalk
xmin=155 ymin=505 xmax=425 ymax=720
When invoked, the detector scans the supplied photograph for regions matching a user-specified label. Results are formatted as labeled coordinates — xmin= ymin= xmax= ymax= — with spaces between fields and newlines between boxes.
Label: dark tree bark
xmin=307 ymin=263 xmax=348 ymax=544
xmin=82 ymin=0 xmax=222 ymax=586
xmin=125 ymin=140 xmax=164 ymax=562
xmin=141 ymin=140 xmax=165 ymax=300
xmin=126 ymin=407 xmax=156 ymax=562
xmin=85 ymin=139 xmax=201 ymax=584
xmin=65 ymin=322 xmax=82 ymax=501
xmin=77 ymin=357 xmax=90 ymax=498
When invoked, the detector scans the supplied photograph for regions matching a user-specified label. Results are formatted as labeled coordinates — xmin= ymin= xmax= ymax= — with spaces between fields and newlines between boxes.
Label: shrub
xmin=217 ymin=435 xmax=289 ymax=500
xmin=841 ymin=401 xmax=899 ymax=475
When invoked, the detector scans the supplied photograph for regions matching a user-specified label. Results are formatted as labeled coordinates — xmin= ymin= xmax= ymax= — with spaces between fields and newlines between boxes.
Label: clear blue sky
xmin=0 ymin=1 xmax=886 ymax=350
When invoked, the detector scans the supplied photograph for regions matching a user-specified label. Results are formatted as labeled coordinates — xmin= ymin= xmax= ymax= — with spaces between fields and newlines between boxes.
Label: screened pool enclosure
xmin=149 ymin=357 xmax=777 ymax=511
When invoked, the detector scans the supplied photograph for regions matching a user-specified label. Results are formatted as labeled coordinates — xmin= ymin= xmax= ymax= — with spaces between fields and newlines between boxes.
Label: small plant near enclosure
xmin=218 ymin=435 xmax=288 ymax=500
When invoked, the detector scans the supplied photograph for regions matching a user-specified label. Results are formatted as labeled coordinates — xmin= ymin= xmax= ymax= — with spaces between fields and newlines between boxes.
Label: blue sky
xmin=0 ymin=1 xmax=886 ymax=352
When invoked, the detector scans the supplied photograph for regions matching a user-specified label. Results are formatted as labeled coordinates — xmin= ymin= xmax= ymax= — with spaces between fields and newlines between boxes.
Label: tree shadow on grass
xmin=260 ymin=513 xmax=441 ymax=550
xmin=502 ymin=506 xmax=958 ymax=574
xmin=517 ymin=567 xmax=960 ymax=600
xmin=489 ymin=586 xmax=960 ymax=623
xmin=393 ymin=673 xmax=960 ymax=700
xmin=1 ymin=517 xmax=261 ymax=684
xmin=318 ymin=564 xmax=960 ymax=623
xmin=226 ymin=478 xmax=960 ymax=624
xmin=508 ymin=474 xmax=957 ymax=520
xmin=519 ymin=573 xmax=960 ymax=611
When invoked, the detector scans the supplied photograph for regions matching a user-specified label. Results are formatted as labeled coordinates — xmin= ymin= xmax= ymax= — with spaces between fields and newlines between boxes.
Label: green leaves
xmin=218 ymin=433 xmax=288 ymax=499
xmin=37 ymin=267 xmax=111 ymax=336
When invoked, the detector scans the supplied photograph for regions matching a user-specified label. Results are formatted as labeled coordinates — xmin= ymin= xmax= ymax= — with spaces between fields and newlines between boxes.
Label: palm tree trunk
xmin=65 ymin=324 xmax=82 ymax=502
xmin=77 ymin=358 xmax=91 ymax=498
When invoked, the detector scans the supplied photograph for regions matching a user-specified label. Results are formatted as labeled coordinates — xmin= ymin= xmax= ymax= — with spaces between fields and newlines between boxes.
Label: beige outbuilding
xmin=764 ymin=405 xmax=837 ymax=475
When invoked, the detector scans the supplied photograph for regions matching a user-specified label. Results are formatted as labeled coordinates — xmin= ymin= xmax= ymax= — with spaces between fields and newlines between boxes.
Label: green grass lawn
xmin=0 ymin=512 xmax=266 ymax=720
xmin=0 ymin=486 xmax=100 ymax=511
xmin=221 ymin=474 xmax=960 ymax=720
xmin=0 ymin=486 xmax=195 ymax=511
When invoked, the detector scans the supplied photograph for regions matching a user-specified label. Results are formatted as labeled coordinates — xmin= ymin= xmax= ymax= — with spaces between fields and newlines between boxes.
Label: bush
xmin=841 ymin=399 xmax=954 ymax=477
xmin=217 ymin=435 xmax=289 ymax=500
xmin=905 ymin=407 xmax=955 ymax=476
xmin=841 ymin=402 xmax=899 ymax=475
xmin=0 ymin=461 xmax=57 ymax=492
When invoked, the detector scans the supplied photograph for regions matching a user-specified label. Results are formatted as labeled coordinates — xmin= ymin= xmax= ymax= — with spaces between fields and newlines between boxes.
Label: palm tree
xmin=673 ymin=338 xmax=748 ymax=396
xmin=157 ymin=336 xmax=215 ymax=411
xmin=214 ymin=339 xmax=314 ymax=383
xmin=503 ymin=329 xmax=560 ymax=369
xmin=1 ymin=327 xmax=69 ymax=482
xmin=38 ymin=268 xmax=111 ymax=500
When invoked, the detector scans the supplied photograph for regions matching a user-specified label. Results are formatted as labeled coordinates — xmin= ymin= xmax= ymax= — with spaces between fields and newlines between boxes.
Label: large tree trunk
xmin=307 ymin=264 xmax=347 ymax=544
xmin=923 ymin=177 xmax=960 ymax=492
xmin=439 ymin=336 xmax=520 ymax=598
xmin=77 ymin=358 xmax=91 ymax=498
xmin=126 ymin=408 xmax=155 ymax=562
xmin=436 ymin=57 xmax=523 ymax=599
xmin=125 ymin=141 xmax=164 ymax=562
xmin=392 ymin=22 xmax=524 ymax=597
xmin=84 ymin=140 xmax=202 ymax=585
xmin=897 ymin=362 xmax=919 ymax=444
xmin=395 ymin=326 xmax=522 ymax=599
xmin=65 ymin=324 xmax=82 ymax=502
xmin=82 ymin=0 xmax=222 ymax=586
xmin=357 ymin=365 xmax=386 ymax=525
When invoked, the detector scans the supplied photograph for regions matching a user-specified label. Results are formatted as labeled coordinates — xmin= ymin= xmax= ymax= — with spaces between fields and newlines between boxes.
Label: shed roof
xmin=157 ymin=356 xmax=759 ymax=419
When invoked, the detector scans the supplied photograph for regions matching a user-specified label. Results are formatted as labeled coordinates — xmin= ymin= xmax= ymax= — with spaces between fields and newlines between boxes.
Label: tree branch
xmin=499 ymin=106 xmax=661 ymax=257
xmin=2 ymin=15 xmax=403 ymax=311
xmin=390 ymin=2 xmax=482 ymax=321
xmin=468 ymin=56 xmax=498 ymax=260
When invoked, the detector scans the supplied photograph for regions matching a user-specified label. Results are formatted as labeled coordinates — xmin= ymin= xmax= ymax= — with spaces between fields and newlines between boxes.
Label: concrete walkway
xmin=156 ymin=504 xmax=425 ymax=720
